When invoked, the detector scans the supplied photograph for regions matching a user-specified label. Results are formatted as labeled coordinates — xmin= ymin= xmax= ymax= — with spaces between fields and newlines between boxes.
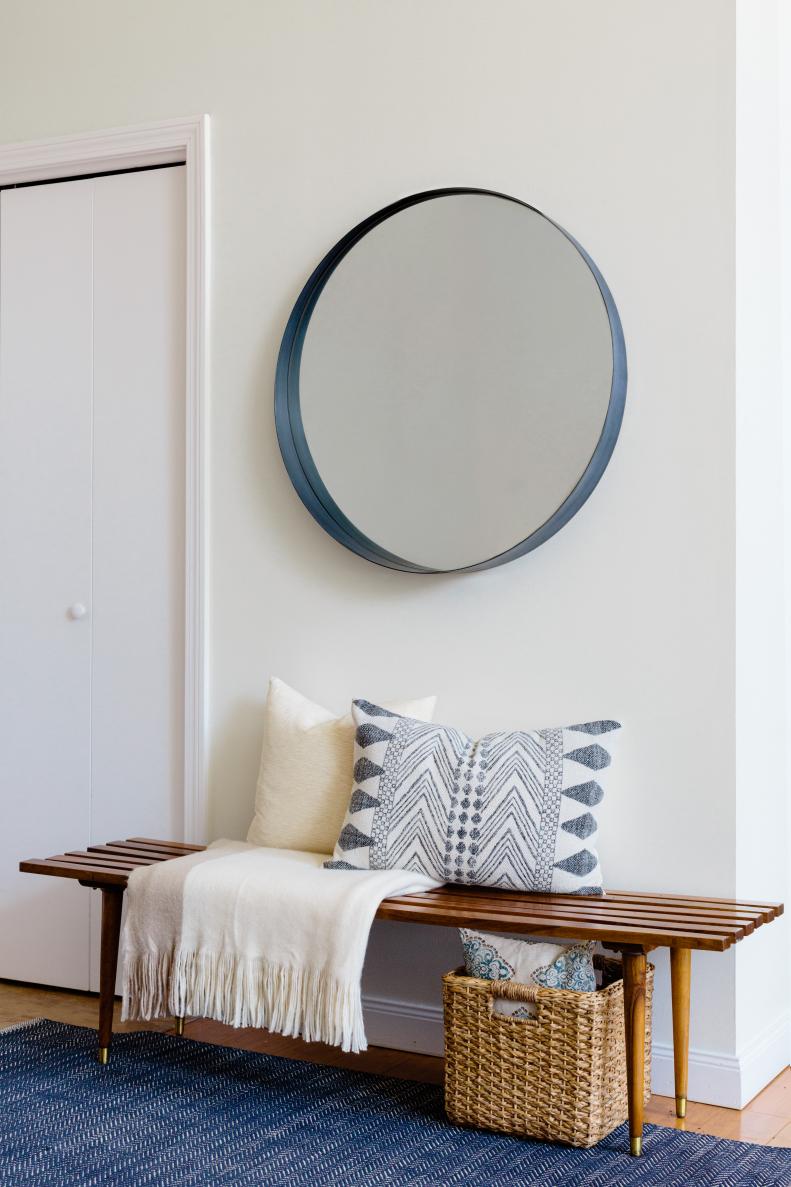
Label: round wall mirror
xmin=275 ymin=188 xmax=626 ymax=573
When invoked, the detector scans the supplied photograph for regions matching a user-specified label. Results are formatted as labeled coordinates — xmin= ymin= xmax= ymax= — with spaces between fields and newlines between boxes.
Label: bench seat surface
xmin=20 ymin=839 xmax=783 ymax=952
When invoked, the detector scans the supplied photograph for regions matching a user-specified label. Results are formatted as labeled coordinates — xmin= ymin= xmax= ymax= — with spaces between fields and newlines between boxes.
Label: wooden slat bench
xmin=20 ymin=838 xmax=784 ymax=1158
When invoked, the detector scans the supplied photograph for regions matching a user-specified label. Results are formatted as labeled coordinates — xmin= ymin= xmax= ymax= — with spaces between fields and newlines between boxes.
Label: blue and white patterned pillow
xmin=460 ymin=928 xmax=597 ymax=1018
xmin=325 ymin=700 xmax=620 ymax=894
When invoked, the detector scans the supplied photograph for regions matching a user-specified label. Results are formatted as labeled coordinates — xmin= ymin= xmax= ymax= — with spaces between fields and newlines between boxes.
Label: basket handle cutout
xmin=490 ymin=980 xmax=541 ymax=1004
xmin=485 ymin=979 xmax=541 ymax=1024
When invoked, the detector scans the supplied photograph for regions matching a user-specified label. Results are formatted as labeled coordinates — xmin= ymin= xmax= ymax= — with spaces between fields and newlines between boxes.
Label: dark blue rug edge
xmin=1 ymin=1017 xmax=789 ymax=1187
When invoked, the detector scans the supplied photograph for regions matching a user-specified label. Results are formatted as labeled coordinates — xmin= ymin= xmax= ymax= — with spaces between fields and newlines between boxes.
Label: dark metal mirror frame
xmin=275 ymin=187 xmax=627 ymax=574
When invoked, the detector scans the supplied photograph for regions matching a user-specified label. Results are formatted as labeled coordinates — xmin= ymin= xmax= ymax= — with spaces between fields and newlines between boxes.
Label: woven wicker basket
xmin=443 ymin=957 xmax=653 ymax=1148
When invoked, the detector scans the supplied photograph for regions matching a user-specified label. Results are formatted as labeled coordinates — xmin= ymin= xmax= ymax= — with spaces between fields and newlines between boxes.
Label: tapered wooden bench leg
xmin=174 ymin=1016 xmax=185 ymax=1036
xmin=623 ymin=950 xmax=647 ymax=1156
xmin=97 ymin=887 xmax=124 ymax=1064
xmin=670 ymin=947 xmax=691 ymax=1118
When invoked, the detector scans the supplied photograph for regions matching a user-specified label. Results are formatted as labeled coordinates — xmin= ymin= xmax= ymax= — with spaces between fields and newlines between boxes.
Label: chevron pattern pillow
xmin=325 ymin=701 xmax=620 ymax=894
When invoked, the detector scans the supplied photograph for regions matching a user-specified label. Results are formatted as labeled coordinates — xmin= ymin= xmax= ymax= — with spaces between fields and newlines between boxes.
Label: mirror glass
xmin=277 ymin=190 xmax=626 ymax=572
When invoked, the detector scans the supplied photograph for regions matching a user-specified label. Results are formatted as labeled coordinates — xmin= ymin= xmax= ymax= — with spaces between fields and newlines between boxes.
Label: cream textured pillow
xmin=246 ymin=679 xmax=437 ymax=855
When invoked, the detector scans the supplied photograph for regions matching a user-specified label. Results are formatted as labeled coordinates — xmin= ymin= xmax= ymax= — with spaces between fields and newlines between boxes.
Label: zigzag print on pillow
xmin=325 ymin=701 xmax=620 ymax=894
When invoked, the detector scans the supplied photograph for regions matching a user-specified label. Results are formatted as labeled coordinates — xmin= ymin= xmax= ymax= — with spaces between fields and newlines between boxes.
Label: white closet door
xmin=0 ymin=180 xmax=94 ymax=988
xmin=90 ymin=168 xmax=185 ymax=844
xmin=88 ymin=167 xmax=186 ymax=990
xmin=0 ymin=166 xmax=186 ymax=991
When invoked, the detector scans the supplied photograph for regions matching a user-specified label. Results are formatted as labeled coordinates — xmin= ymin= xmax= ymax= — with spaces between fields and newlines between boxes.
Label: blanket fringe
xmin=121 ymin=951 xmax=368 ymax=1053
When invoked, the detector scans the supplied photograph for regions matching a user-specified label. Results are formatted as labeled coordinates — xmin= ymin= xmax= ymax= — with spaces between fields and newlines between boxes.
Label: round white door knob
xmin=68 ymin=602 xmax=88 ymax=620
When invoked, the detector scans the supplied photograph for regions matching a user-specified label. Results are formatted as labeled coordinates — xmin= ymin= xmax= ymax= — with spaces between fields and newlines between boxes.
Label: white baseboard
xmin=362 ymin=994 xmax=791 ymax=1109
xmin=652 ymin=1010 xmax=791 ymax=1109
xmin=363 ymin=994 xmax=445 ymax=1056
xmin=649 ymin=1042 xmax=740 ymax=1109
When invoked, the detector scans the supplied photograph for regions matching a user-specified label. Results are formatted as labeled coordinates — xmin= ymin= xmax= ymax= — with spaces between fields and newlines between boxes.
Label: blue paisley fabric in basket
xmin=460 ymin=928 xmax=597 ymax=1017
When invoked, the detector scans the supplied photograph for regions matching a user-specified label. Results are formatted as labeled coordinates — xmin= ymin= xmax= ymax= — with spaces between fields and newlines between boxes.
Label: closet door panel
xmin=0 ymin=182 xmax=93 ymax=988
xmin=89 ymin=167 xmax=186 ymax=851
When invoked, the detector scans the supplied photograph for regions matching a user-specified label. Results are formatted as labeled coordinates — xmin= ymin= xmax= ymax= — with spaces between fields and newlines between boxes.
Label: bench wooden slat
xmin=418 ymin=883 xmax=774 ymax=916
xmin=407 ymin=885 xmax=756 ymax=921
xmin=410 ymin=886 xmax=767 ymax=925
xmin=65 ymin=852 xmax=152 ymax=869
xmin=19 ymin=839 xmax=782 ymax=953
xmin=87 ymin=846 xmax=174 ymax=864
xmin=95 ymin=843 xmax=180 ymax=860
xmin=125 ymin=838 xmax=205 ymax=852
xmin=396 ymin=890 xmax=752 ymax=938
xmin=396 ymin=887 xmax=760 ymax=921
xmin=100 ymin=843 xmax=201 ymax=862
xmin=106 ymin=840 xmax=199 ymax=856
xmin=82 ymin=854 xmax=161 ymax=864
xmin=608 ymin=902 xmax=773 ymax=923
xmin=606 ymin=889 xmax=783 ymax=915
xmin=437 ymin=885 xmax=778 ymax=923
xmin=45 ymin=853 xmax=142 ymax=871
xmin=374 ymin=898 xmax=732 ymax=950
xmin=19 ymin=858 xmax=129 ymax=885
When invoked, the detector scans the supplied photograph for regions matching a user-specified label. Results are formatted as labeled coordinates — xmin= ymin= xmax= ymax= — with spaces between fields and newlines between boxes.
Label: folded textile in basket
xmin=120 ymin=840 xmax=440 ymax=1052
xmin=459 ymin=928 xmax=596 ymax=1018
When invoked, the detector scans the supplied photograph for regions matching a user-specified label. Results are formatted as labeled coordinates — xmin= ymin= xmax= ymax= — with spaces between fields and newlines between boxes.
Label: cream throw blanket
xmin=120 ymin=841 xmax=440 ymax=1052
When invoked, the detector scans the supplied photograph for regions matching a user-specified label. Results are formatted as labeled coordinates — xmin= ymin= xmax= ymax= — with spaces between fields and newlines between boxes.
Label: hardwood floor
xmin=0 ymin=978 xmax=174 ymax=1037
xmin=2 ymin=978 xmax=790 ymax=1147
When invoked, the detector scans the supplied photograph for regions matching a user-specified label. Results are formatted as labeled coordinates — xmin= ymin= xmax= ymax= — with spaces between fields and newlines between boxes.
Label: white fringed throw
xmin=120 ymin=841 xmax=440 ymax=1052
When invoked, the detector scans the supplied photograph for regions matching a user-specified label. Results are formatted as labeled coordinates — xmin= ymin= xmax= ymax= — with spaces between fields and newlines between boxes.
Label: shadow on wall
xmin=362 ymin=919 xmax=461 ymax=1055
xmin=207 ymin=698 xmax=266 ymax=842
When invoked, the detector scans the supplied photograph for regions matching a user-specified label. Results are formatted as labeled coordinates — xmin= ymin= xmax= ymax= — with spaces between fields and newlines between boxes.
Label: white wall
xmin=780 ymin=0 xmax=791 ymax=1072
xmin=0 ymin=0 xmax=786 ymax=1105
xmin=734 ymin=0 xmax=790 ymax=1107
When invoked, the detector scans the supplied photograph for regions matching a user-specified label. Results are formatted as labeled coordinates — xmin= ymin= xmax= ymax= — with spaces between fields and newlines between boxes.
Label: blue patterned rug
xmin=0 ymin=1020 xmax=789 ymax=1186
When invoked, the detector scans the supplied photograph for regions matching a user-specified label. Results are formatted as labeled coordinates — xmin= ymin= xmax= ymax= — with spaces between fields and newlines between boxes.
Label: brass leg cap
xmin=174 ymin=1016 xmax=185 ymax=1037
xmin=630 ymin=1136 xmax=642 ymax=1157
xmin=676 ymin=1095 xmax=687 ymax=1119
xmin=97 ymin=1047 xmax=109 ymax=1065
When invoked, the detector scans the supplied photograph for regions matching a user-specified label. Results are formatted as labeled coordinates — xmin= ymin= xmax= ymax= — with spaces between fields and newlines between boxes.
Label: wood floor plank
xmin=647 ymin=1097 xmax=780 ymax=1142
xmin=768 ymin=1120 xmax=791 ymax=1147
xmin=0 ymin=979 xmax=172 ymax=1037
xmin=750 ymin=1069 xmax=791 ymax=1116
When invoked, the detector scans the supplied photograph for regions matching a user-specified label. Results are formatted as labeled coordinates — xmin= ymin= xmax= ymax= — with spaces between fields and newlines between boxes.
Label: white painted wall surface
xmin=782 ymin=0 xmax=791 ymax=1021
xmin=734 ymin=0 xmax=790 ymax=1107
xmin=0 ymin=0 xmax=786 ymax=1103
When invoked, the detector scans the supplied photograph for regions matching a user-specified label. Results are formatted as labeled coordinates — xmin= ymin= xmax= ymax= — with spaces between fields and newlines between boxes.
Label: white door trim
xmin=0 ymin=117 xmax=210 ymax=842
